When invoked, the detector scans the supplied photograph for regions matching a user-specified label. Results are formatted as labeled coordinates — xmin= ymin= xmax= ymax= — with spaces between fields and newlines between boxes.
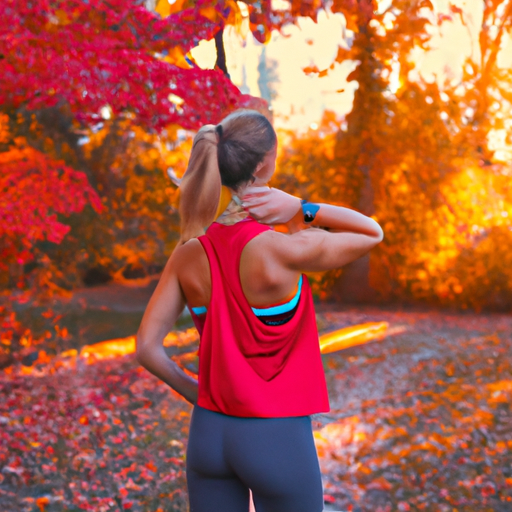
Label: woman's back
xmin=181 ymin=218 xmax=329 ymax=417
xmin=174 ymin=226 xmax=301 ymax=311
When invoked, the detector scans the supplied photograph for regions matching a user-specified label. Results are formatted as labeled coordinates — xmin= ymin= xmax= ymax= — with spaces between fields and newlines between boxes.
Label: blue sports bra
xmin=191 ymin=275 xmax=303 ymax=326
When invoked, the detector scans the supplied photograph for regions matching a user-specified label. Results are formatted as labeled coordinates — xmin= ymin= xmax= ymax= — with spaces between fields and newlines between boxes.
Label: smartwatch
xmin=300 ymin=199 xmax=320 ymax=224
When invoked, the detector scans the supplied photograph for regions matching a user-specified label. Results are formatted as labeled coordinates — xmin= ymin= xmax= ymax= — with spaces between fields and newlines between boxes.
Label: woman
xmin=136 ymin=110 xmax=383 ymax=512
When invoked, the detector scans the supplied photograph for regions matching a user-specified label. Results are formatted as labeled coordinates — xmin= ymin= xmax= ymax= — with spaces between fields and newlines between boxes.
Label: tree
xmin=456 ymin=0 xmax=512 ymax=161
xmin=0 ymin=114 xmax=102 ymax=278
xmin=300 ymin=0 xmax=432 ymax=301
xmin=0 ymin=0 xmax=255 ymax=285
xmin=276 ymin=0 xmax=512 ymax=310
xmin=367 ymin=0 xmax=512 ymax=309
xmin=1 ymin=0 xmax=246 ymax=128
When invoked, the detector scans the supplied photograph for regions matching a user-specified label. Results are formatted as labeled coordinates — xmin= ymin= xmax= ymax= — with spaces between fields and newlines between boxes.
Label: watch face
xmin=304 ymin=211 xmax=315 ymax=223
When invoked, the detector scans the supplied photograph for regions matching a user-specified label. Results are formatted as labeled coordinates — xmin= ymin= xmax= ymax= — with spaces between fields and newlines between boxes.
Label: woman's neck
xmin=216 ymin=193 xmax=248 ymax=226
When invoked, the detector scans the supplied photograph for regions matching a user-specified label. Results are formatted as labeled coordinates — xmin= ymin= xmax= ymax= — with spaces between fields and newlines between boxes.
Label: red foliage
xmin=0 ymin=0 xmax=244 ymax=130
xmin=0 ymin=0 xmax=256 ymax=272
xmin=0 ymin=143 xmax=102 ymax=267
xmin=1 ymin=310 xmax=512 ymax=510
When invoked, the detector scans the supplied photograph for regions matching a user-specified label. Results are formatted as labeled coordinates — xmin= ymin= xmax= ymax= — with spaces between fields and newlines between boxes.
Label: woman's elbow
xmin=368 ymin=218 xmax=384 ymax=243
xmin=373 ymin=224 xmax=384 ymax=244
xmin=135 ymin=334 xmax=149 ymax=366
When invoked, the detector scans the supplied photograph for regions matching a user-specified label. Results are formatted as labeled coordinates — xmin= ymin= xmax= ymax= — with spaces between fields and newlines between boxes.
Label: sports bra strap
xmin=191 ymin=275 xmax=302 ymax=318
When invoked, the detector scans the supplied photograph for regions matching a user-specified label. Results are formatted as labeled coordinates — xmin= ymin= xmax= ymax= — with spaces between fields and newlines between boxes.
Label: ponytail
xmin=178 ymin=125 xmax=221 ymax=244
xmin=178 ymin=110 xmax=276 ymax=244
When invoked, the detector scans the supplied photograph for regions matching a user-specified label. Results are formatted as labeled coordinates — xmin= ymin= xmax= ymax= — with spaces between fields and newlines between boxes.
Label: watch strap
xmin=300 ymin=200 xmax=320 ymax=224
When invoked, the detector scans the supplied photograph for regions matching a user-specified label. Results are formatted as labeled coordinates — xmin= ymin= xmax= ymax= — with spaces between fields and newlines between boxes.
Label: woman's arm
xmin=308 ymin=203 xmax=383 ymax=237
xmin=267 ymin=223 xmax=383 ymax=272
xmin=242 ymin=187 xmax=381 ymax=235
xmin=243 ymin=187 xmax=383 ymax=272
xmin=136 ymin=250 xmax=198 ymax=404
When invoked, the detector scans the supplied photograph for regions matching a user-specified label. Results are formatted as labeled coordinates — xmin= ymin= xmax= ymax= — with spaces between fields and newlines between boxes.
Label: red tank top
xmin=195 ymin=218 xmax=330 ymax=418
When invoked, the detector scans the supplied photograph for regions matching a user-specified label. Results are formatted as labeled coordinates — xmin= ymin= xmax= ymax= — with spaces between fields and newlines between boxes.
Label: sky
xmin=191 ymin=6 xmax=358 ymax=131
xmin=190 ymin=0 xmax=511 ymax=141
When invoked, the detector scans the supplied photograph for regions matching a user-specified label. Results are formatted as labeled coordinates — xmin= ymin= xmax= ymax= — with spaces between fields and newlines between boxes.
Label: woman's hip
xmin=187 ymin=405 xmax=319 ymax=477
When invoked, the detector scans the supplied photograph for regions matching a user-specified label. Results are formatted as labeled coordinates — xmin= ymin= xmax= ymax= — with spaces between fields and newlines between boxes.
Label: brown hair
xmin=179 ymin=110 xmax=276 ymax=244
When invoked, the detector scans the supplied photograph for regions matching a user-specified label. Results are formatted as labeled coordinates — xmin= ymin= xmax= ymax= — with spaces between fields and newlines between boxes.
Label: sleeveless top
xmin=194 ymin=218 xmax=330 ymax=418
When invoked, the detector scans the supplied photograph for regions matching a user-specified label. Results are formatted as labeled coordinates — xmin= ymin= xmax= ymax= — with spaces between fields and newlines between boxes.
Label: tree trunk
xmin=330 ymin=10 xmax=384 ymax=304
xmin=215 ymin=28 xmax=229 ymax=77
xmin=332 ymin=173 xmax=378 ymax=303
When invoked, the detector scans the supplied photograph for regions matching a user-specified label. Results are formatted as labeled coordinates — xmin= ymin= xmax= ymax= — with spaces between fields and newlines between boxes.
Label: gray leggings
xmin=186 ymin=406 xmax=324 ymax=512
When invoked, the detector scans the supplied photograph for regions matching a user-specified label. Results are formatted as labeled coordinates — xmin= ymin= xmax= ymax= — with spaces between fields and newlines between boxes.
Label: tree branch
xmin=214 ymin=27 xmax=229 ymax=77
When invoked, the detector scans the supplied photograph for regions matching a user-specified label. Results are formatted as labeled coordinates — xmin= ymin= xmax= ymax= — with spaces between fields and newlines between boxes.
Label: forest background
xmin=2 ymin=2 xmax=512 ymax=511
xmin=1 ymin=0 xmax=512 ymax=367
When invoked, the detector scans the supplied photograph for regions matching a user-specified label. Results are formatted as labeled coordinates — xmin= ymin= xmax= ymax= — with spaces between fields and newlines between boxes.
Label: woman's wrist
xmin=309 ymin=203 xmax=383 ymax=238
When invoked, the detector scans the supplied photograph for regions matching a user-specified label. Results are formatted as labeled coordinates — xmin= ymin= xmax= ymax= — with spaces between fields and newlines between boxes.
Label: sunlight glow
xmin=237 ymin=1 xmax=249 ymax=17
xmin=100 ymin=106 xmax=112 ymax=119
xmin=168 ymin=93 xmax=184 ymax=106
xmin=8 ymin=322 xmax=403 ymax=372
xmin=319 ymin=322 xmax=390 ymax=354
xmin=271 ymin=0 xmax=290 ymax=10
xmin=388 ymin=61 xmax=401 ymax=93
xmin=78 ymin=328 xmax=201 ymax=363
xmin=489 ymin=128 xmax=512 ymax=162
xmin=80 ymin=337 xmax=136 ymax=360
xmin=190 ymin=39 xmax=216 ymax=69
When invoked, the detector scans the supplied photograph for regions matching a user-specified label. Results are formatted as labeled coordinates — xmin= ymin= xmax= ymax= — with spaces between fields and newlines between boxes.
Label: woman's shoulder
xmin=242 ymin=228 xmax=297 ymax=272
xmin=245 ymin=227 xmax=298 ymax=253
xmin=172 ymin=238 xmax=205 ymax=265
xmin=170 ymin=239 xmax=210 ymax=288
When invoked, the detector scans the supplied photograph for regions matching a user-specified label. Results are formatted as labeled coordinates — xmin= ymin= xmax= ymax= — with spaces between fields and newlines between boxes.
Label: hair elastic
xmin=215 ymin=124 xmax=223 ymax=141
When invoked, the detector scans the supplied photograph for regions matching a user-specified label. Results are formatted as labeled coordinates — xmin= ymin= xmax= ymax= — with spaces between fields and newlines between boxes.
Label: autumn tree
xmin=3 ymin=0 xmax=307 ymax=295
xmin=3 ymin=0 xmax=360 ymax=294
xmin=276 ymin=0 xmax=512 ymax=310
xmin=457 ymin=0 xmax=512 ymax=161
xmin=282 ymin=0 xmax=433 ymax=301
xmin=368 ymin=0 xmax=512 ymax=310
xmin=1 ymin=0 xmax=242 ymax=286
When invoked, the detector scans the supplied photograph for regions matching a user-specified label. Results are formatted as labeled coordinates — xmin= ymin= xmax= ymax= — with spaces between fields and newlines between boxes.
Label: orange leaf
xmin=367 ymin=476 xmax=393 ymax=491
xmin=36 ymin=497 xmax=50 ymax=512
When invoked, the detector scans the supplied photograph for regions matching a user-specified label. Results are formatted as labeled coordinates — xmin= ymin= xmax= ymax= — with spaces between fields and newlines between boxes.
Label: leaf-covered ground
xmin=316 ymin=307 xmax=512 ymax=512
xmin=1 ymin=306 xmax=512 ymax=512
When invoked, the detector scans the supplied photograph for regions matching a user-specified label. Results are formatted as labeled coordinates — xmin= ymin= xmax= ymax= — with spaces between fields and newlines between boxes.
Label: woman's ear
xmin=252 ymin=160 xmax=266 ymax=185
xmin=254 ymin=160 xmax=264 ymax=173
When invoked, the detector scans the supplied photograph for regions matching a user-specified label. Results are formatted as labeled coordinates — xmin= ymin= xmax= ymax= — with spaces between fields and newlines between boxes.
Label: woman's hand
xmin=242 ymin=187 xmax=302 ymax=225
